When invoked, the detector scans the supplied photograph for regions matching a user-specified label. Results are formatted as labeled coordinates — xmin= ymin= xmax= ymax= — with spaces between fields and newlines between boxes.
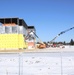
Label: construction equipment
xmin=33 ymin=32 xmax=46 ymax=49
xmin=26 ymin=26 xmax=74 ymax=49
xmin=26 ymin=30 xmax=46 ymax=49
xmin=50 ymin=26 xmax=74 ymax=43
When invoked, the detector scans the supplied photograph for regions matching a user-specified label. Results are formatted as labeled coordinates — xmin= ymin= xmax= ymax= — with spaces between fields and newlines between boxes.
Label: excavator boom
xmin=50 ymin=26 xmax=74 ymax=43
xmin=26 ymin=30 xmax=46 ymax=49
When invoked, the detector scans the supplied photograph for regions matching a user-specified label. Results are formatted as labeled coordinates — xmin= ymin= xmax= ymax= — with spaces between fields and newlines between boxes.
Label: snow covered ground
xmin=0 ymin=47 xmax=74 ymax=75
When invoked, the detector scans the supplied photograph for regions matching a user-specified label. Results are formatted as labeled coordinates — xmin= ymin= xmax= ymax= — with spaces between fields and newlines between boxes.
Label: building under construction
xmin=0 ymin=18 xmax=36 ymax=50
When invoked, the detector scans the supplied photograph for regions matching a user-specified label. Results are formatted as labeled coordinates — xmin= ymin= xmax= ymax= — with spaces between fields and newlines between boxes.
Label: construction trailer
xmin=0 ymin=18 xmax=29 ymax=50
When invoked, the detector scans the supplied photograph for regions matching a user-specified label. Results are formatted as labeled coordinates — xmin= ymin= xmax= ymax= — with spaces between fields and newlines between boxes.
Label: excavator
xmin=26 ymin=26 xmax=74 ymax=49
xmin=25 ymin=30 xmax=46 ymax=49
xmin=33 ymin=32 xmax=46 ymax=49
xmin=48 ymin=26 xmax=74 ymax=48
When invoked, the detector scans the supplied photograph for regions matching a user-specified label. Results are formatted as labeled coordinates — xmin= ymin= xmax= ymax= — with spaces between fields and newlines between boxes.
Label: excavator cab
xmin=37 ymin=43 xmax=46 ymax=49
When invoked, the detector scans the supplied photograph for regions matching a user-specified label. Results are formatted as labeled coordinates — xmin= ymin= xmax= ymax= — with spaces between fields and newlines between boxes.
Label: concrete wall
xmin=0 ymin=52 xmax=74 ymax=75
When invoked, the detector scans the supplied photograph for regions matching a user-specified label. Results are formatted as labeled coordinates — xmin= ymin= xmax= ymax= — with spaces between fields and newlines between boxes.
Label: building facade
xmin=0 ymin=18 xmax=36 ymax=50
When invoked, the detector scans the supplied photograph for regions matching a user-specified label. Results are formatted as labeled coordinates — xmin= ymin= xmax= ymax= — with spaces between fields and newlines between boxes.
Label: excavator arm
xmin=32 ymin=31 xmax=46 ymax=48
xmin=26 ymin=30 xmax=46 ymax=48
xmin=50 ymin=26 xmax=74 ymax=43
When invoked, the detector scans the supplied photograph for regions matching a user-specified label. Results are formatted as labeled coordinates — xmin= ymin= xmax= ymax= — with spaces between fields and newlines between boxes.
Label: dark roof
xmin=0 ymin=18 xmax=19 ymax=24
xmin=0 ymin=18 xmax=28 ymax=29
xmin=19 ymin=19 xmax=28 ymax=29
xmin=28 ymin=26 xmax=35 ymax=29
xmin=28 ymin=26 xmax=36 ymax=31
xmin=0 ymin=17 xmax=35 ymax=30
